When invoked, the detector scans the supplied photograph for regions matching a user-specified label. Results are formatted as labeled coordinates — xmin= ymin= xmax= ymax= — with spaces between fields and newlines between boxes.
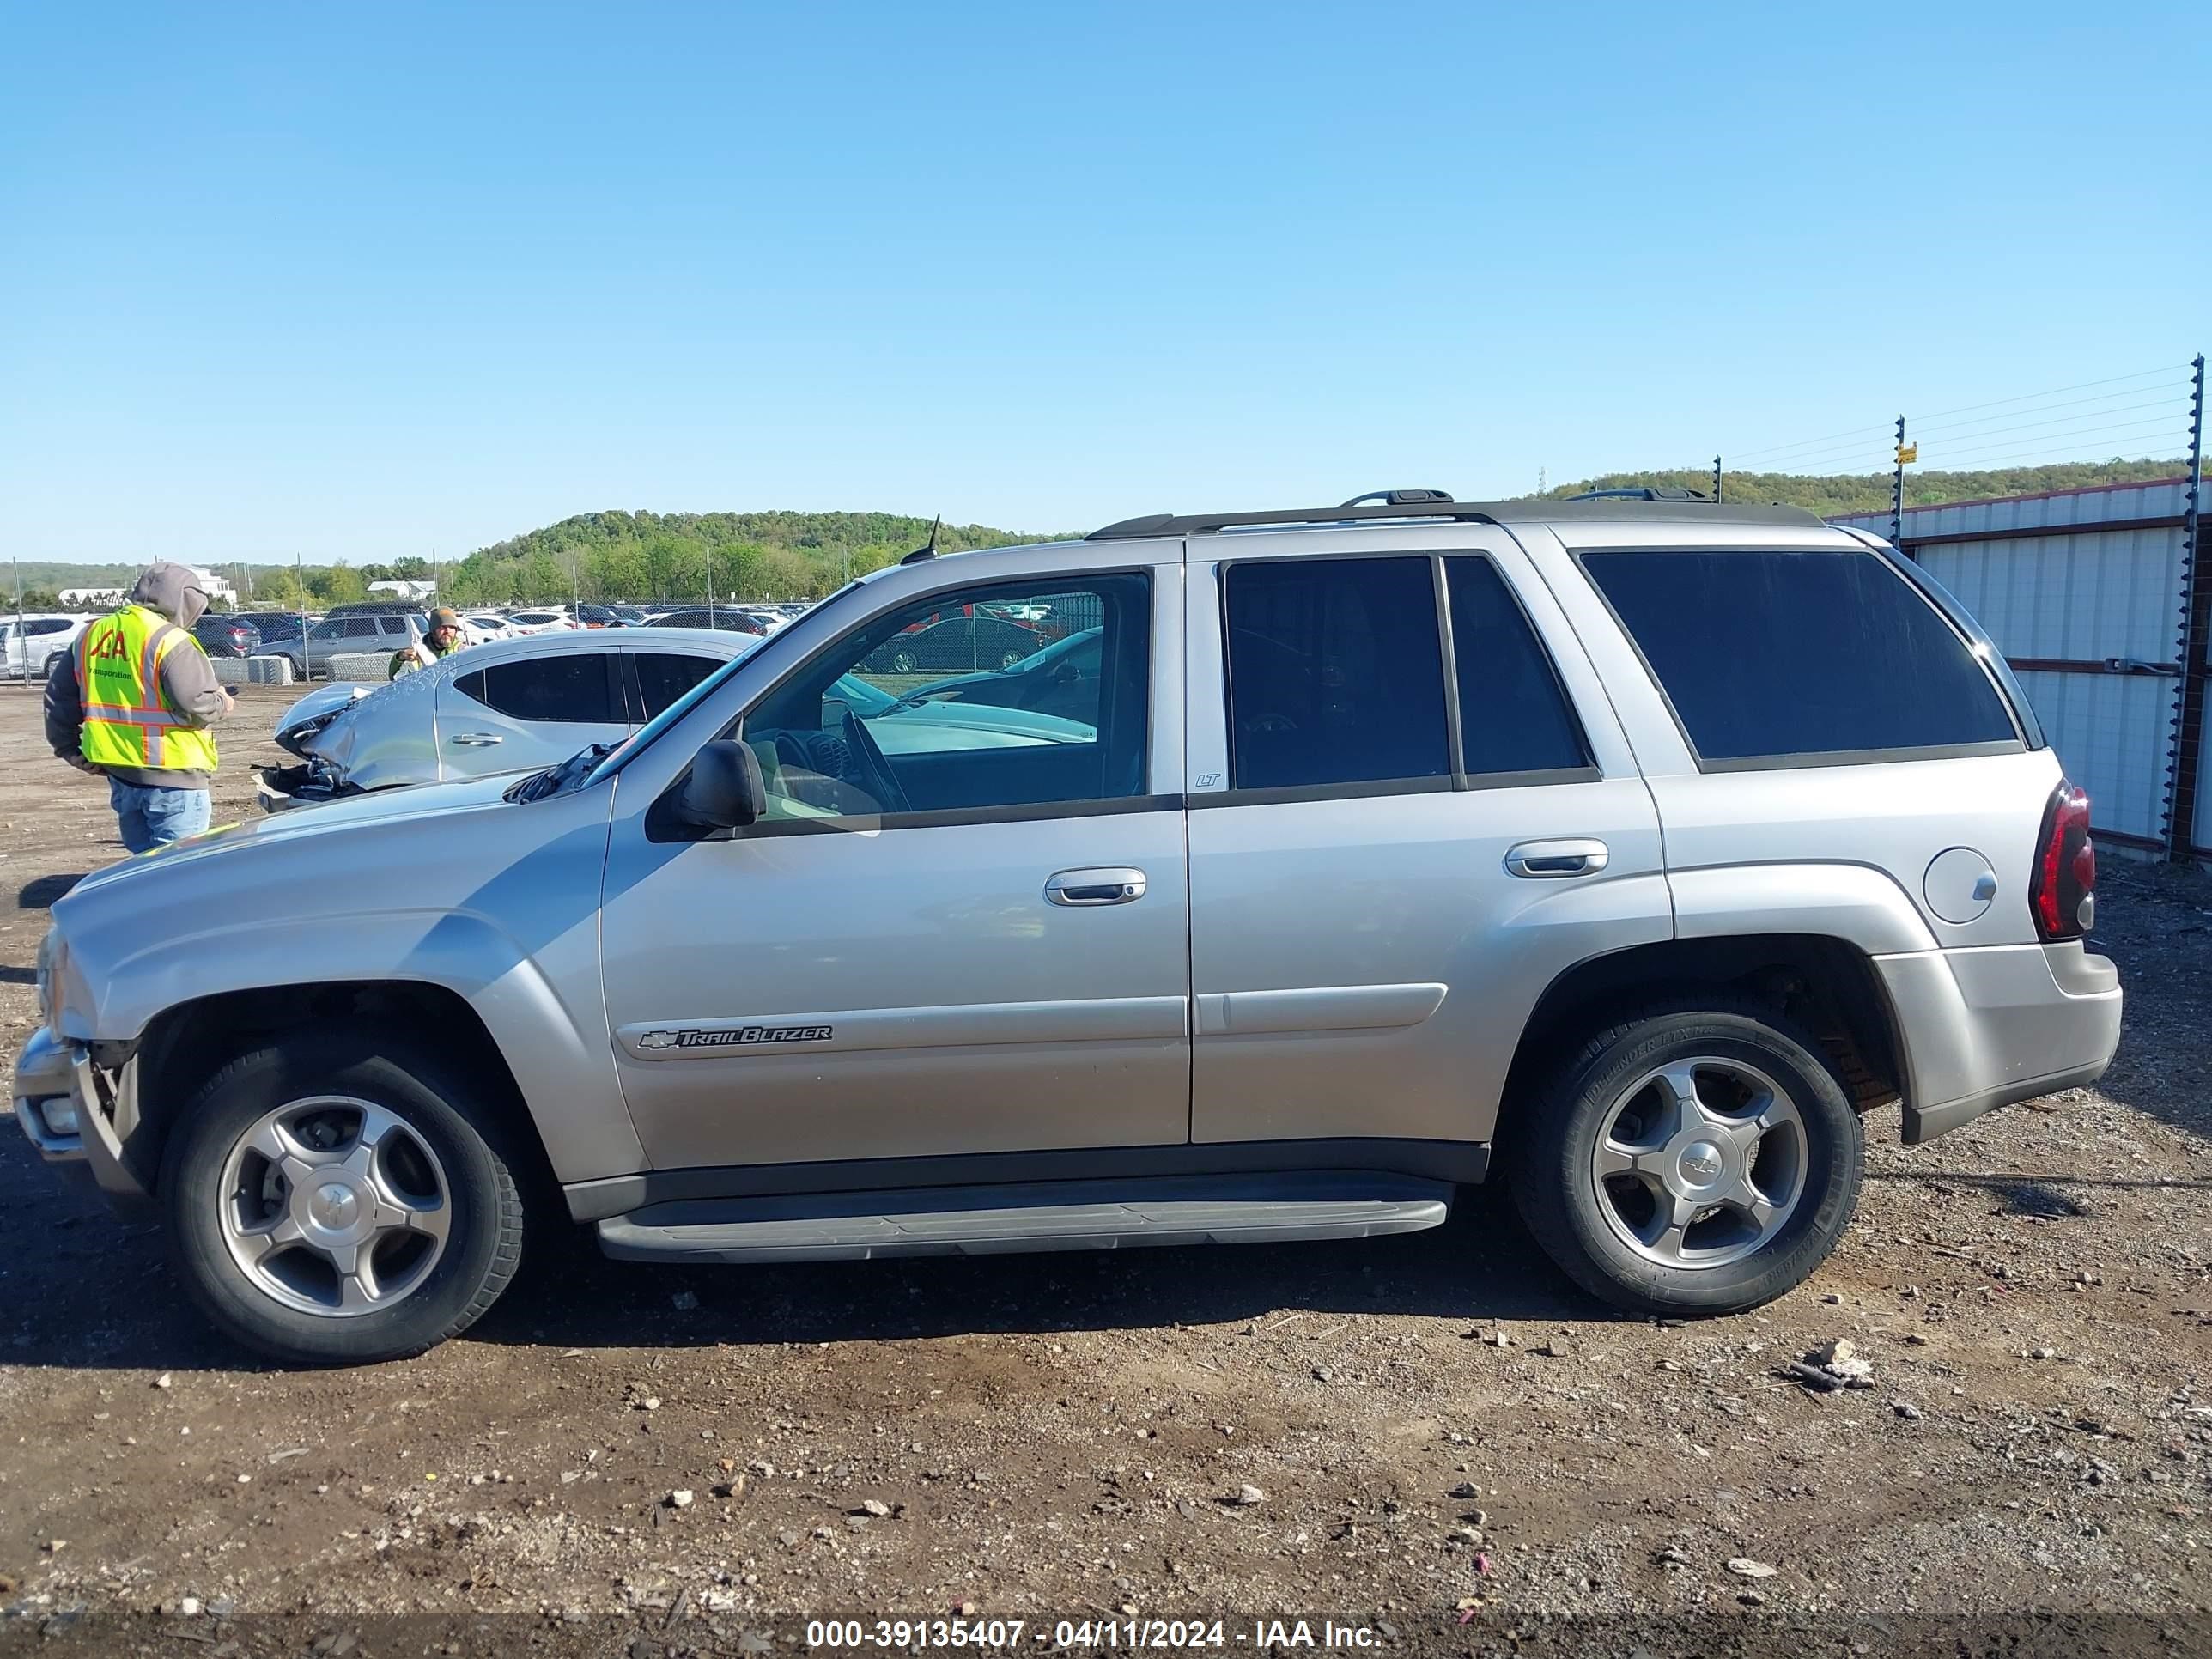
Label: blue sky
xmin=3 ymin=3 xmax=2205 ymax=563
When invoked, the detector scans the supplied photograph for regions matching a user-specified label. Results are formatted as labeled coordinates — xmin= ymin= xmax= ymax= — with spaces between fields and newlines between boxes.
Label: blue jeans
xmin=109 ymin=777 xmax=211 ymax=854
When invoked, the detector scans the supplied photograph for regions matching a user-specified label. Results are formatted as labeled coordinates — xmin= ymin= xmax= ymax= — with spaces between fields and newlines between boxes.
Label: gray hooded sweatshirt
xmin=44 ymin=562 xmax=230 ymax=789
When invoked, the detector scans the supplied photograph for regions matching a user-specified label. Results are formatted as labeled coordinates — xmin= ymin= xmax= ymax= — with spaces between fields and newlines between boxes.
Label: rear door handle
xmin=1504 ymin=838 xmax=1609 ymax=878
xmin=1046 ymin=867 xmax=1147 ymax=906
xmin=449 ymin=732 xmax=504 ymax=748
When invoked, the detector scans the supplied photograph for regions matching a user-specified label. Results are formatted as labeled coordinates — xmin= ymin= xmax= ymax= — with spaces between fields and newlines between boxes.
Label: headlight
xmin=35 ymin=927 xmax=60 ymax=1024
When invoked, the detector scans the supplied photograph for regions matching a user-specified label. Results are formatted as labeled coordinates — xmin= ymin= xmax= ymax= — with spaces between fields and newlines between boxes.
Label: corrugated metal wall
xmin=1832 ymin=480 xmax=2194 ymax=851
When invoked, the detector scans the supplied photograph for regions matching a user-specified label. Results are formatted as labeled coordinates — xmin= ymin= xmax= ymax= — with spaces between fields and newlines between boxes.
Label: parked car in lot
xmin=236 ymin=612 xmax=309 ymax=653
xmin=267 ymin=611 xmax=420 ymax=678
xmin=862 ymin=611 xmax=1041 ymax=675
xmin=647 ymin=607 xmax=764 ymax=635
xmin=15 ymin=490 xmax=2121 ymax=1364
xmin=901 ymin=624 xmax=1103 ymax=723
xmin=192 ymin=615 xmax=261 ymax=658
xmin=503 ymin=610 xmax=582 ymax=635
xmin=2 ymin=613 xmax=93 ymax=678
xmin=255 ymin=627 xmax=1097 ymax=809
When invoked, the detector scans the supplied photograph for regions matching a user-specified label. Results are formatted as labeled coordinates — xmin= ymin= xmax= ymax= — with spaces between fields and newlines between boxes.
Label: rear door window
xmin=633 ymin=651 xmax=722 ymax=718
xmin=1581 ymin=546 xmax=2020 ymax=764
xmin=1222 ymin=556 xmax=1449 ymax=792
xmin=1443 ymin=558 xmax=1591 ymax=777
xmin=455 ymin=656 xmax=618 ymax=723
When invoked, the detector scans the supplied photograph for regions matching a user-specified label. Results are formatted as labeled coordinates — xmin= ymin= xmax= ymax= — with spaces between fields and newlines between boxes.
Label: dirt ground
xmin=3 ymin=680 xmax=2212 ymax=1656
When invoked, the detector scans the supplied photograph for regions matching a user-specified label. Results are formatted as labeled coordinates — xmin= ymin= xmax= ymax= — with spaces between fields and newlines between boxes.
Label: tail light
xmin=2031 ymin=781 xmax=2095 ymax=939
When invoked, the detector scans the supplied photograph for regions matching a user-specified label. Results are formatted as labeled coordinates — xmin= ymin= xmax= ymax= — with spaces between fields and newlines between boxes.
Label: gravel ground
xmin=3 ymin=681 xmax=2212 ymax=1656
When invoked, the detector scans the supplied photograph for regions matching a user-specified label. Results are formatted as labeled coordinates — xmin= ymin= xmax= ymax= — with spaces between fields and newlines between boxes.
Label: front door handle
xmin=1046 ymin=867 xmax=1147 ymax=907
xmin=449 ymin=732 xmax=504 ymax=748
xmin=1504 ymin=838 xmax=1609 ymax=878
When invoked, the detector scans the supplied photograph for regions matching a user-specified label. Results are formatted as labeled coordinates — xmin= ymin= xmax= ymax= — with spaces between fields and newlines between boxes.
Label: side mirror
xmin=674 ymin=740 xmax=767 ymax=831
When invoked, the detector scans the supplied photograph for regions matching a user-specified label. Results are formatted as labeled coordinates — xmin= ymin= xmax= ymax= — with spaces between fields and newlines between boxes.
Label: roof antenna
xmin=901 ymin=516 xmax=942 ymax=565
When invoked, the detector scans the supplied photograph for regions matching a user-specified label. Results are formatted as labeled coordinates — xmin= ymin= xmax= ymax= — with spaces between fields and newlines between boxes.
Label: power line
xmin=1729 ymin=423 xmax=1890 ymax=463
xmin=1926 ymin=415 xmax=2186 ymax=463
xmin=1912 ymin=435 xmax=2187 ymax=472
xmin=1907 ymin=397 xmax=2181 ymax=449
xmin=1907 ymin=362 xmax=2187 ymax=422
xmin=1911 ymin=381 xmax=2191 ymax=440
xmin=1728 ymin=363 xmax=2189 ymax=472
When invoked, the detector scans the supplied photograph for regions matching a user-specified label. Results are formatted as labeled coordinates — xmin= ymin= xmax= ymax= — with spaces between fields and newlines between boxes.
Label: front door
xmin=598 ymin=562 xmax=1192 ymax=1172
xmin=1182 ymin=533 xmax=1671 ymax=1150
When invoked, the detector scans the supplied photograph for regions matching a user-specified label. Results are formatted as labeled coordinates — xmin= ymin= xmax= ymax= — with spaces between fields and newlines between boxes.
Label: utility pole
xmin=295 ymin=550 xmax=309 ymax=680
xmin=706 ymin=545 xmax=716 ymax=627
xmin=1711 ymin=456 xmax=1722 ymax=503
xmin=1891 ymin=416 xmax=1912 ymax=551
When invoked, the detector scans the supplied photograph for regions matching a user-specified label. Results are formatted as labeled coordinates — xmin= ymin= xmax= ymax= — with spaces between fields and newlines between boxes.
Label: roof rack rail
xmin=1339 ymin=488 xmax=1455 ymax=507
xmin=1085 ymin=492 xmax=1824 ymax=541
xmin=1088 ymin=498 xmax=1500 ymax=541
xmin=1566 ymin=486 xmax=1714 ymax=502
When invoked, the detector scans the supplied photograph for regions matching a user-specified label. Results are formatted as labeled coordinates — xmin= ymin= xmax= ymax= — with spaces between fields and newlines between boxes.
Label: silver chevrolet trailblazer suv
xmin=15 ymin=491 xmax=2122 ymax=1364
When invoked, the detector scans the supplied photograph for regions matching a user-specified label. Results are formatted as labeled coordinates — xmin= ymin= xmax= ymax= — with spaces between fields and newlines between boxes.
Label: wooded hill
xmin=1546 ymin=457 xmax=2188 ymax=518
xmin=11 ymin=459 xmax=2192 ymax=610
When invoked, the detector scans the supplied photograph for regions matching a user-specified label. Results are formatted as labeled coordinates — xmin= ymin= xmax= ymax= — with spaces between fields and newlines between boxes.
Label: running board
xmin=594 ymin=1172 xmax=1452 ymax=1264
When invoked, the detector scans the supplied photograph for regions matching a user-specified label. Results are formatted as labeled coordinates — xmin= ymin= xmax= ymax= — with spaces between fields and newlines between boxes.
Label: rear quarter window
xmin=1581 ymin=546 xmax=2020 ymax=765
xmin=454 ymin=656 xmax=618 ymax=724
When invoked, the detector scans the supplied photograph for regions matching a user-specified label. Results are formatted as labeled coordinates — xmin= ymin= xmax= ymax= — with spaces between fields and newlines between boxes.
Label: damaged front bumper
xmin=256 ymin=759 xmax=355 ymax=814
xmin=11 ymin=1025 xmax=151 ymax=1207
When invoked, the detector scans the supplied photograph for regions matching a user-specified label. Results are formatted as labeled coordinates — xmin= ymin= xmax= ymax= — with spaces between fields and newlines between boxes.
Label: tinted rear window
xmin=1224 ymin=556 xmax=1449 ymax=790
xmin=455 ymin=657 xmax=617 ymax=724
xmin=1443 ymin=558 xmax=1589 ymax=776
xmin=633 ymin=651 xmax=720 ymax=718
xmin=1582 ymin=547 xmax=2019 ymax=763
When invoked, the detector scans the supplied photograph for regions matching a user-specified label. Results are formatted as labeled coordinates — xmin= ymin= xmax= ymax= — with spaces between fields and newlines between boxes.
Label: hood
xmin=129 ymin=562 xmax=211 ymax=629
xmin=66 ymin=769 xmax=533 ymax=900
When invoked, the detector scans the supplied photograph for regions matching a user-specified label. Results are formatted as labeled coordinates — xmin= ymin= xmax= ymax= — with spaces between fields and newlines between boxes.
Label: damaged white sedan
xmin=257 ymin=626 xmax=1100 ymax=810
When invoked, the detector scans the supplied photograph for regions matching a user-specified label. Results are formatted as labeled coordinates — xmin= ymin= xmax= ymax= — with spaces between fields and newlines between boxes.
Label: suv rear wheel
xmin=160 ymin=1036 xmax=526 ymax=1364
xmin=1511 ymin=1002 xmax=1863 ymax=1316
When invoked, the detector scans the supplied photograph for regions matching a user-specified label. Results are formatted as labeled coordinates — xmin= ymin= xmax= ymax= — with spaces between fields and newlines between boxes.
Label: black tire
xmin=1509 ymin=1000 xmax=1863 ymax=1316
xmin=890 ymin=650 xmax=919 ymax=675
xmin=158 ymin=1033 xmax=526 ymax=1365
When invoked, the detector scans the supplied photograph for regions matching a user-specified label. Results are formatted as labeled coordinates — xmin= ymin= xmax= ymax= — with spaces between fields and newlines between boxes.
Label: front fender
xmin=52 ymin=793 xmax=645 ymax=1184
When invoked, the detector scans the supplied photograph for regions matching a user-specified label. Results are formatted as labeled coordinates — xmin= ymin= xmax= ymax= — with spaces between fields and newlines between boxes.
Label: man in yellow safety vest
xmin=45 ymin=562 xmax=235 ymax=853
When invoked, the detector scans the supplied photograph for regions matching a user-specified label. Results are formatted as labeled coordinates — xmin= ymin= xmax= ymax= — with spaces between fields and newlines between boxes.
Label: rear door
xmin=1182 ymin=528 xmax=1670 ymax=1152
xmin=434 ymin=650 xmax=634 ymax=779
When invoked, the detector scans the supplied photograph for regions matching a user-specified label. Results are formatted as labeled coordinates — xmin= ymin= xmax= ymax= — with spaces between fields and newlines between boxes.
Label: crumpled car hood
xmin=297 ymin=670 xmax=441 ymax=783
xmin=272 ymin=683 xmax=375 ymax=759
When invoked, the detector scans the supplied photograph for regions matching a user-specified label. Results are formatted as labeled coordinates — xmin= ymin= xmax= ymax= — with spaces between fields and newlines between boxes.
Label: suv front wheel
xmin=160 ymin=1035 xmax=526 ymax=1364
xmin=1511 ymin=1003 xmax=1863 ymax=1316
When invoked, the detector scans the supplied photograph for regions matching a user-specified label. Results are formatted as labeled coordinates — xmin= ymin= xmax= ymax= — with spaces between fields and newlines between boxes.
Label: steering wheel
xmin=838 ymin=708 xmax=911 ymax=816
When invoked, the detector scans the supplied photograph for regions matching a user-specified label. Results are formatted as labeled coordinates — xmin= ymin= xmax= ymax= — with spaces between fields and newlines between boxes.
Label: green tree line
xmin=434 ymin=510 xmax=1039 ymax=607
xmin=1542 ymin=457 xmax=2190 ymax=516
xmin=10 ymin=462 xmax=2196 ymax=613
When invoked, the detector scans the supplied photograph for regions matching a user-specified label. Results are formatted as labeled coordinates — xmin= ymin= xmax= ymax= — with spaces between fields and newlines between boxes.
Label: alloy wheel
xmin=216 ymin=1097 xmax=452 ymax=1316
xmin=1589 ymin=1057 xmax=1807 ymax=1268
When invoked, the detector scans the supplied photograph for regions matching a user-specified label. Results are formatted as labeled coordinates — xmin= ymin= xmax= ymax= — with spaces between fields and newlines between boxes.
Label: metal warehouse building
xmin=1832 ymin=478 xmax=2203 ymax=859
